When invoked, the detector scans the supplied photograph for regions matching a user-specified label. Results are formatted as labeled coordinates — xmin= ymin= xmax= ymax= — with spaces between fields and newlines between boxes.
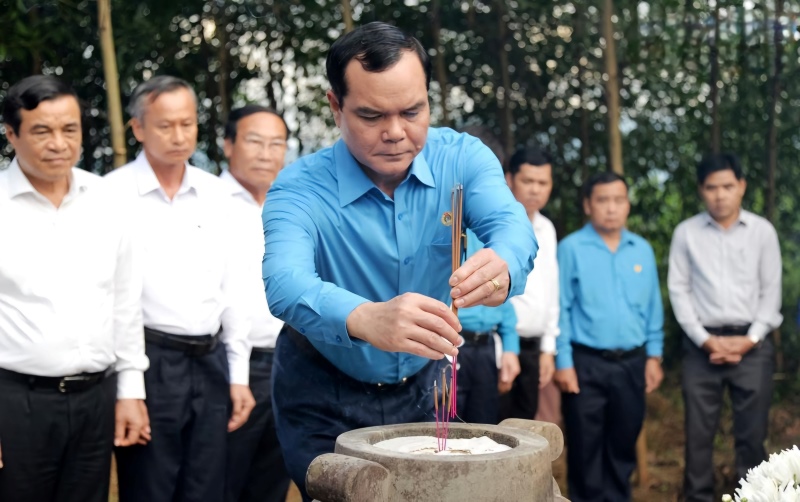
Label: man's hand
xmin=498 ymin=352 xmax=521 ymax=394
xmin=703 ymin=335 xmax=749 ymax=365
xmin=229 ymin=384 xmax=256 ymax=432
xmin=554 ymin=368 xmax=580 ymax=394
xmin=115 ymin=399 xmax=151 ymax=447
xmin=346 ymin=293 xmax=461 ymax=360
xmin=450 ymin=248 xmax=510 ymax=309
xmin=645 ymin=358 xmax=664 ymax=394
xmin=539 ymin=353 xmax=556 ymax=389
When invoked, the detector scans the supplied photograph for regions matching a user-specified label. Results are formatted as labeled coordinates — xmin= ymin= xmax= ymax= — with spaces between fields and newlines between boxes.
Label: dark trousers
xmin=455 ymin=335 xmax=499 ymax=424
xmin=682 ymin=337 xmax=774 ymax=502
xmin=499 ymin=337 xmax=541 ymax=421
xmin=563 ymin=348 xmax=646 ymax=502
xmin=226 ymin=349 xmax=290 ymax=502
xmin=116 ymin=340 xmax=230 ymax=502
xmin=272 ymin=328 xmax=443 ymax=502
xmin=0 ymin=371 xmax=116 ymax=502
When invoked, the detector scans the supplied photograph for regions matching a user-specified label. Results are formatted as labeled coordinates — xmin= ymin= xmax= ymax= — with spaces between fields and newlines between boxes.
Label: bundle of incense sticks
xmin=435 ymin=184 xmax=465 ymax=452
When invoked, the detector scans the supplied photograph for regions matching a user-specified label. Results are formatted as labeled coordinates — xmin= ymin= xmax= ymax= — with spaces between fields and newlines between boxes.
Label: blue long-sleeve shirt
xmin=262 ymin=127 xmax=536 ymax=384
xmin=457 ymin=229 xmax=521 ymax=354
xmin=555 ymin=224 xmax=664 ymax=369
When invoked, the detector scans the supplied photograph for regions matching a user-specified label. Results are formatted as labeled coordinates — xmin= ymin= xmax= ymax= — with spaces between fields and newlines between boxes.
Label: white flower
xmin=728 ymin=446 xmax=800 ymax=502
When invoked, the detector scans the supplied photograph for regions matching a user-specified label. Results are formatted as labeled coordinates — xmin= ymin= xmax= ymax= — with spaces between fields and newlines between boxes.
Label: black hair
xmin=224 ymin=105 xmax=288 ymax=141
xmin=326 ymin=22 xmax=432 ymax=105
xmin=460 ymin=125 xmax=505 ymax=166
xmin=582 ymin=171 xmax=629 ymax=200
xmin=127 ymin=75 xmax=196 ymax=121
xmin=507 ymin=146 xmax=553 ymax=176
xmin=1 ymin=75 xmax=80 ymax=135
xmin=696 ymin=153 xmax=743 ymax=185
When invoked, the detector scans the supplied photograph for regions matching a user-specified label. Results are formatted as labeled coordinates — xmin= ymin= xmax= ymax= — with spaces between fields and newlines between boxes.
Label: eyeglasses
xmin=242 ymin=136 xmax=287 ymax=152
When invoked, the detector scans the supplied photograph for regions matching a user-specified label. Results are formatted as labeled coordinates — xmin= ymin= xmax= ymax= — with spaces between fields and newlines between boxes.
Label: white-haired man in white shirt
xmin=498 ymin=146 xmax=560 ymax=422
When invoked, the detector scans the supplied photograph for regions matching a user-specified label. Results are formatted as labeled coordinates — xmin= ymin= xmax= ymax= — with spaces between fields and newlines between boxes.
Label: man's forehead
xmin=20 ymin=96 xmax=81 ymax=124
xmin=238 ymin=112 xmax=286 ymax=136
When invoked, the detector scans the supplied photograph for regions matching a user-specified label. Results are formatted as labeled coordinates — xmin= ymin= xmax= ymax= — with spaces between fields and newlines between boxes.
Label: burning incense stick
xmin=434 ymin=183 xmax=466 ymax=453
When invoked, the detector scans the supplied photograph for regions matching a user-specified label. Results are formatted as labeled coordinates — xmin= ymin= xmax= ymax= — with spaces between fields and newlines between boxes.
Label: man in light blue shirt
xmin=456 ymin=228 xmax=521 ymax=424
xmin=262 ymin=23 xmax=535 ymax=500
xmin=553 ymin=172 xmax=664 ymax=502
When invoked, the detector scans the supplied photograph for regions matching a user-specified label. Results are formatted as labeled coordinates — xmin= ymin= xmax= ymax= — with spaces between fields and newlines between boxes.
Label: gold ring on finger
xmin=490 ymin=278 xmax=501 ymax=292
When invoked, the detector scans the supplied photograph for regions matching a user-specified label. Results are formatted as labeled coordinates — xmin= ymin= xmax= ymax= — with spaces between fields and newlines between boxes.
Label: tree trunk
xmin=495 ymin=0 xmax=514 ymax=157
xmin=766 ymin=0 xmax=783 ymax=223
xmin=602 ymin=0 xmax=623 ymax=174
xmin=216 ymin=18 xmax=231 ymax=120
xmin=574 ymin=3 xmax=589 ymax=181
xmin=340 ymin=0 xmax=354 ymax=33
xmin=431 ymin=0 xmax=450 ymax=126
xmin=709 ymin=2 xmax=721 ymax=154
xmin=97 ymin=0 xmax=127 ymax=169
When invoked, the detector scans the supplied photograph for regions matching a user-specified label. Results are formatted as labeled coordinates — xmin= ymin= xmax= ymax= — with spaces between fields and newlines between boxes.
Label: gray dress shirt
xmin=668 ymin=210 xmax=783 ymax=347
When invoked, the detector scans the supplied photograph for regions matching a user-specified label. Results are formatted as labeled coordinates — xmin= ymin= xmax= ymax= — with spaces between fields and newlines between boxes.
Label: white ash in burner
xmin=373 ymin=436 xmax=511 ymax=455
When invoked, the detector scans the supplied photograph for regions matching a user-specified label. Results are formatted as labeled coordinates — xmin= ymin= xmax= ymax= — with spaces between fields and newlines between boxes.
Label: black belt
xmin=461 ymin=329 xmax=495 ymax=345
xmin=283 ymin=325 xmax=422 ymax=391
xmin=519 ymin=337 xmax=541 ymax=351
xmin=250 ymin=346 xmax=274 ymax=362
xmin=144 ymin=326 xmax=220 ymax=357
xmin=572 ymin=342 xmax=646 ymax=361
xmin=704 ymin=325 xmax=751 ymax=336
xmin=0 ymin=367 xmax=113 ymax=393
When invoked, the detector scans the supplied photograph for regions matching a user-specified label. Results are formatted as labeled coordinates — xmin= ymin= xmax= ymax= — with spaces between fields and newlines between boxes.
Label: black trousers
xmin=272 ymin=328 xmax=443 ymax=502
xmin=562 ymin=348 xmax=646 ymax=502
xmin=0 ymin=371 xmax=116 ymax=502
xmin=116 ymin=340 xmax=230 ymax=502
xmin=682 ymin=337 xmax=774 ymax=502
xmin=499 ymin=337 xmax=541 ymax=421
xmin=455 ymin=335 xmax=499 ymax=424
xmin=225 ymin=349 xmax=290 ymax=502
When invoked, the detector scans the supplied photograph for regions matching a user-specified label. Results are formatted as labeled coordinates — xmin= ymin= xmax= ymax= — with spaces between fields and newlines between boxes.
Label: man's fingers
xmin=404 ymin=329 xmax=459 ymax=359
xmin=114 ymin=417 xmax=127 ymax=447
xmin=0 ymin=440 xmax=4 ymax=469
xmin=125 ymin=422 xmax=141 ymax=446
xmin=449 ymin=249 xmax=492 ymax=287
xmin=414 ymin=309 xmax=461 ymax=350
xmin=450 ymin=249 xmax=508 ymax=306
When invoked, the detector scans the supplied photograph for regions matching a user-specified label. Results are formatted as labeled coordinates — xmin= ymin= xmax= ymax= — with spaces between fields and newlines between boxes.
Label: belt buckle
xmin=59 ymin=375 xmax=89 ymax=393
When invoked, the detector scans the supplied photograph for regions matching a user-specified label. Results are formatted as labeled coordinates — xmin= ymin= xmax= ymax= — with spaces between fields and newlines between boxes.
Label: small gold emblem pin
xmin=441 ymin=211 xmax=453 ymax=226
xmin=634 ymin=264 xmax=642 ymax=273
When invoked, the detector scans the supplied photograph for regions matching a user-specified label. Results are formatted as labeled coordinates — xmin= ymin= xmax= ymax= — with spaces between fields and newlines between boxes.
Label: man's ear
xmin=326 ymin=90 xmax=342 ymax=127
xmin=130 ymin=118 xmax=145 ymax=143
xmin=583 ymin=198 xmax=590 ymax=216
xmin=223 ymin=138 xmax=234 ymax=160
xmin=504 ymin=172 xmax=512 ymax=188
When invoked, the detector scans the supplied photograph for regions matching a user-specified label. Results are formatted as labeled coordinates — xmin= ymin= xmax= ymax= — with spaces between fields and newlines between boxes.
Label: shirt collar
xmin=579 ymin=222 xmax=636 ymax=249
xmin=133 ymin=151 xmax=195 ymax=197
xmin=7 ymin=158 xmax=89 ymax=200
xmin=702 ymin=210 xmax=749 ymax=229
xmin=334 ymin=139 xmax=436 ymax=207
xmin=219 ymin=169 xmax=260 ymax=207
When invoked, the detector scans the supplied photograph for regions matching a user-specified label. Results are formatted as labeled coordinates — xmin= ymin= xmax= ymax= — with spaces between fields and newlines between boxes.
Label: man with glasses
xmin=220 ymin=105 xmax=291 ymax=502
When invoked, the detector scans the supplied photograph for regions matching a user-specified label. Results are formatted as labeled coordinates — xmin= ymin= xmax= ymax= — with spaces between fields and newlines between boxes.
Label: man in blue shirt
xmin=553 ymin=172 xmax=664 ymax=502
xmin=262 ymin=22 xmax=536 ymax=500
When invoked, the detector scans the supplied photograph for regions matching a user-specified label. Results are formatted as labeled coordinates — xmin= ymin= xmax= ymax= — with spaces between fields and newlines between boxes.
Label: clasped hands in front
xmin=702 ymin=335 xmax=755 ymax=365
xmin=346 ymin=248 xmax=510 ymax=359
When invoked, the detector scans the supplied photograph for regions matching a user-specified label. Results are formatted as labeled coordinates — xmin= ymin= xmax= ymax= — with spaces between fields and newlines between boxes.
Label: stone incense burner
xmin=307 ymin=419 xmax=569 ymax=502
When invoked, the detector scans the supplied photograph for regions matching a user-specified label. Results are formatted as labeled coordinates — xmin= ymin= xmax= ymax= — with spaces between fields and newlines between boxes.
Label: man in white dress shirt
xmin=0 ymin=75 xmax=149 ymax=502
xmin=220 ymin=105 xmax=291 ymax=502
xmin=498 ymin=146 xmax=560 ymax=421
xmin=669 ymin=153 xmax=782 ymax=502
xmin=107 ymin=76 xmax=256 ymax=502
